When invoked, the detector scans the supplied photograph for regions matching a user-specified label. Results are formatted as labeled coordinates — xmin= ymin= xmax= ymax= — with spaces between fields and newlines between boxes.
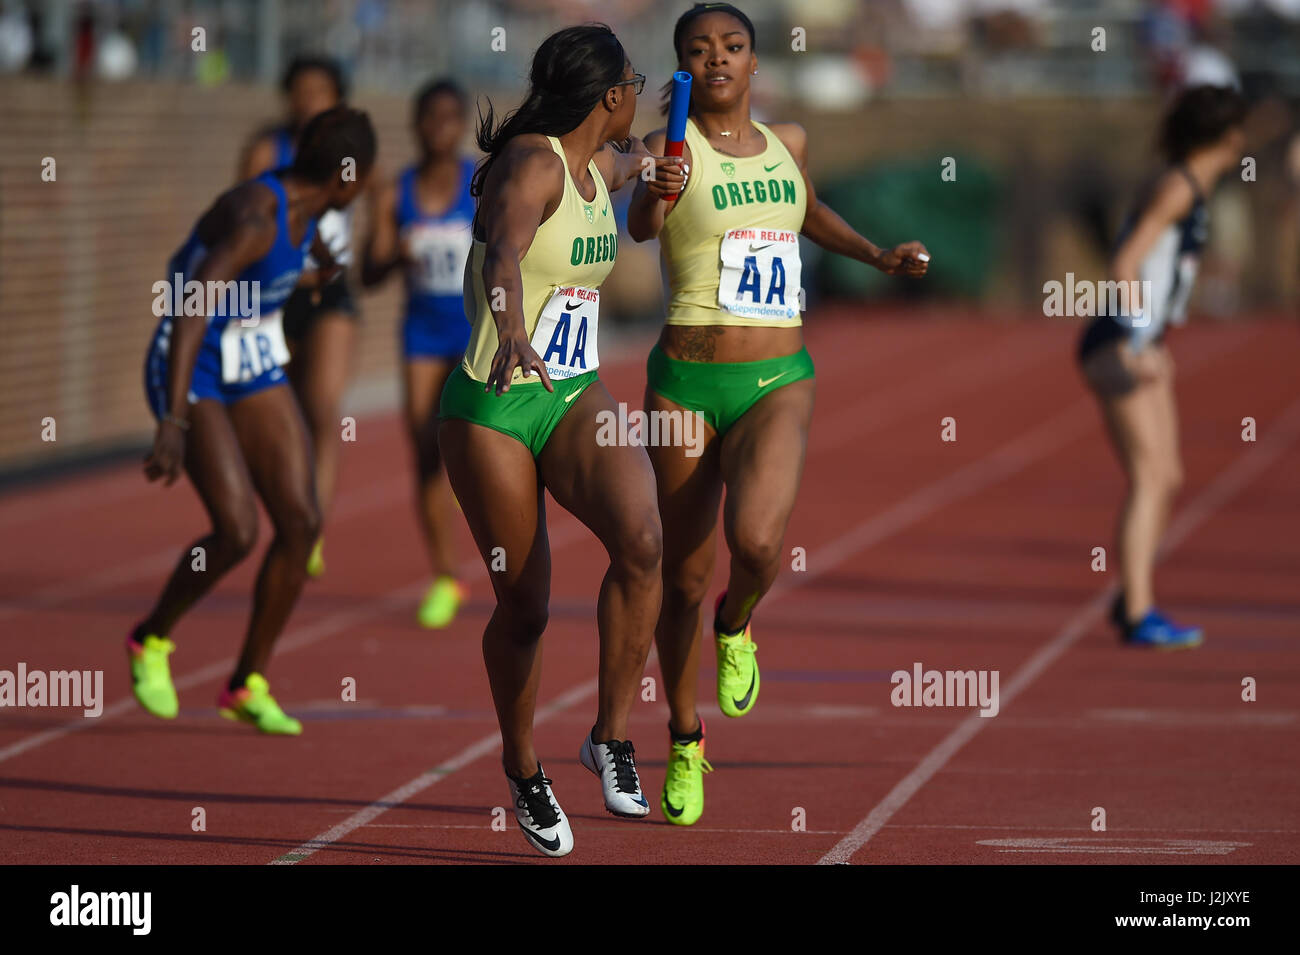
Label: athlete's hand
xmin=296 ymin=266 xmax=341 ymax=290
xmin=875 ymin=242 xmax=930 ymax=277
xmin=645 ymin=155 xmax=689 ymax=201
xmin=486 ymin=329 xmax=554 ymax=396
xmin=397 ymin=233 xmax=419 ymax=266
xmin=315 ymin=259 xmax=343 ymax=284
xmin=143 ymin=420 xmax=186 ymax=486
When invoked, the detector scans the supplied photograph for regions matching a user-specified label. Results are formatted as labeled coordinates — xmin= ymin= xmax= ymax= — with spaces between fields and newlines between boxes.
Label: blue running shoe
xmin=1124 ymin=609 xmax=1204 ymax=650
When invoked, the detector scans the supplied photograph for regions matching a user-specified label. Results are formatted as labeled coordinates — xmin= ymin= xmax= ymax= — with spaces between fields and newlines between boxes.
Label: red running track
xmin=0 ymin=311 xmax=1297 ymax=865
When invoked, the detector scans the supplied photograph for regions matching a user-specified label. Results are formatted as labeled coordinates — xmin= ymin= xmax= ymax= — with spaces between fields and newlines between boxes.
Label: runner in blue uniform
xmin=240 ymin=55 xmax=357 ymax=578
xmin=1077 ymin=85 xmax=1247 ymax=649
xmin=362 ymin=79 xmax=475 ymax=629
xmin=131 ymin=107 xmax=377 ymax=734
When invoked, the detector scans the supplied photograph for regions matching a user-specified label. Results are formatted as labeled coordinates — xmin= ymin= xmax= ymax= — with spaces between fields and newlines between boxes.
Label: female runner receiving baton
xmin=438 ymin=24 xmax=682 ymax=857
xmin=628 ymin=2 xmax=929 ymax=826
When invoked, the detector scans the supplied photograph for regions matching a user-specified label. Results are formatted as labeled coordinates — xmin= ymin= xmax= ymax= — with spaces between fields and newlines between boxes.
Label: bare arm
xmin=773 ymin=122 xmax=928 ymax=277
xmin=1109 ymin=171 xmax=1196 ymax=317
xmin=478 ymin=137 xmax=565 ymax=394
xmin=294 ymin=231 xmax=342 ymax=292
xmin=361 ymin=179 xmax=403 ymax=287
xmin=145 ymin=188 xmax=278 ymax=484
xmin=591 ymin=137 xmax=684 ymax=200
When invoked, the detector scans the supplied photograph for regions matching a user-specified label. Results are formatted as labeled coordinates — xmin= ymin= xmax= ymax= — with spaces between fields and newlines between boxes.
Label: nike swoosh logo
xmin=764 ymin=162 xmax=783 ymax=172
xmin=521 ymin=824 xmax=562 ymax=852
xmin=757 ymin=372 xmax=788 ymax=388
xmin=664 ymin=798 xmax=685 ymax=817
xmin=563 ymin=388 xmax=581 ymax=403
xmin=602 ymin=203 xmax=609 ymax=216
xmin=565 ymin=299 xmax=582 ymax=309
xmin=732 ymin=668 xmax=757 ymax=710
xmin=748 ymin=243 xmax=773 ymax=252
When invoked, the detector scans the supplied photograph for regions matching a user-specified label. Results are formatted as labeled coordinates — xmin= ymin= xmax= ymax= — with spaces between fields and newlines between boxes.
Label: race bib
xmin=220 ymin=309 xmax=290 ymax=384
xmin=529 ymin=286 xmax=599 ymax=380
xmin=404 ymin=220 xmax=474 ymax=295
xmin=718 ymin=228 xmax=802 ymax=320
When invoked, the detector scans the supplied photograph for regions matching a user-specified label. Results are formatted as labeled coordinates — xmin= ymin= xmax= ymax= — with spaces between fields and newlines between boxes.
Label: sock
xmin=670 ymin=720 xmax=703 ymax=745
xmin=714 ymin=606 xmax=751 ymax=637
xmin=129 ymin=623 xmax=150 ymax=646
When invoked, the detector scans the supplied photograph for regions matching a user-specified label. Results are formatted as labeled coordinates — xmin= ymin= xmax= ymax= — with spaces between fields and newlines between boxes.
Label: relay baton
xmin=663 ymin=71 xmax=692 ymax=203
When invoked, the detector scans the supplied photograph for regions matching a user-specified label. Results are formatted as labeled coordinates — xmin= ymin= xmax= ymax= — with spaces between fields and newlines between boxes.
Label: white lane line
xmin=889 ymin=824 xmax=1299 ymax=834
xmin=271 ymin=677 xmax=599 ymax=863
xmin=977 ymin=837 xmax=1250 ymax=855
xmin=270 ymin=393 xmax=1126 ymax=863
xmin=0 ymin=474 xmax=147 ymax=531
xmin=0 ymin=475 xmax=408 ymax=624
xmin=812 ymin=328 xmax=1049 ymax=452
xmin=0 ymin=516 xmax=587 ymax=766
xmin=817 ymin=394 xmax=1300 ymax=865
xmin=358 ymin=823 xmax=848 ymax=835
xmin=0 ymin=410 xmax=408 ymax=532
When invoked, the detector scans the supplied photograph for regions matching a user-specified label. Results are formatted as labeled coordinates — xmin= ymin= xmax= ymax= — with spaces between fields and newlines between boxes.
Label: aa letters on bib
xmin=531 ymin=286 xmax=599 ymax=380
xmin=718 ymin=228 xmax=802 ymax=320
xmin=220 ymin=309 xmax=290 ymax=383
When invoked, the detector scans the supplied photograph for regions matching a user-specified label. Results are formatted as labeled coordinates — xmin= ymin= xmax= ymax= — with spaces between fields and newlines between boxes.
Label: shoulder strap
xmin=257 ymin=171 xmax=289 ymax=234
xmin=1174 ymin=164 xmax=1204 ymax=203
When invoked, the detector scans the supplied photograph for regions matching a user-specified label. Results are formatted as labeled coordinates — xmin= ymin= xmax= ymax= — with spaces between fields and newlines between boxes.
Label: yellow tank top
xmin=462 ymin=136 xmax=618 ymax=384
xmin=661 ymin=118 xmax=808 ymax=327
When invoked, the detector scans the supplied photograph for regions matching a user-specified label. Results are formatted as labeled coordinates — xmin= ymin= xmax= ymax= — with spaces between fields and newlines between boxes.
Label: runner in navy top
xmin=239 ymin=55 xmax=357 ymax=580
xmin=1076 ymin=85 xmax=1247 ymax=650
xmin=131 ymin=107 xmax=377 ymax=734
xmin=362 ymin=78 xmax=474 ymax=629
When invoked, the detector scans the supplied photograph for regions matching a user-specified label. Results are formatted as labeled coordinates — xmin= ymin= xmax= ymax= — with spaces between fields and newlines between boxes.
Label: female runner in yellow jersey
xmin=627 ymin=2 xmax=930 ymax=826
xmin=438 ymin=24 xmax=683 ymax=858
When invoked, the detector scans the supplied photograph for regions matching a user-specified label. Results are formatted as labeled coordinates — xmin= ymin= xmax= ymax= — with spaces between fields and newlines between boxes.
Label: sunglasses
xmin=613 ymin=73 xmax=646 ymax=95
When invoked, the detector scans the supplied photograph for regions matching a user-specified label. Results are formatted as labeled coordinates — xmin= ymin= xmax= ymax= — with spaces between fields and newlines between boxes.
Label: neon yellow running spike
xmin=714 ymin=593 xmax=759 ymax=718
xmin=127 ymin=634 xmax=179 ymax=719
xmin=661 ymin=731 xmax=712 ymax=826
xmin=306 ymin=538 xmax=325 ymax=578
xmin=217 ymin=673 xmax=302 ymax=735
xmin=417 ymin=576 xmax=467 ymax=629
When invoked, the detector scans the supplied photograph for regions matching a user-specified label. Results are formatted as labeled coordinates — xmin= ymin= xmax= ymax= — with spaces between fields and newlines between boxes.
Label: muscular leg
xmin=644 ymin=386 xmax=722 ymax=738
xmin=138 ymin=400 xmax=259 ymax=636
xmin=717 ymin=379 xmax=816 ymax=631
xmin=1151 ymin=348 xmax=1185 ymax=533
xmin=540 ymin=380 xmax=662 ymax=743
xmin=288 ymin=311 xmax=356 ymax=523
xmin=1096 ymin=346 xmax=1181 ymax=622
xmin=226 ymin=384 xmax=321 ymax=685
xmin=439 ymin=417 xmax=550 ymax=779
xmin=404 ymin=357 xmax=459 ymax=577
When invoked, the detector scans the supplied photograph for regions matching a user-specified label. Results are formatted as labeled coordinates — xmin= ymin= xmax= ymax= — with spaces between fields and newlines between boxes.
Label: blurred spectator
xmin=72 ymin=0 xmax=94 ymax=82
xmin=0 ymin=0 xmax=33 ymax=72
